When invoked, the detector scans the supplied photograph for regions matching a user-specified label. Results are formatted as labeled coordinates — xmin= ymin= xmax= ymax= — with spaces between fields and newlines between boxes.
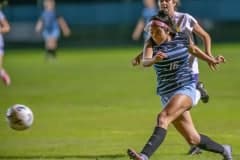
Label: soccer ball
xmin=6 ymin=104 xmax=34 ymax=131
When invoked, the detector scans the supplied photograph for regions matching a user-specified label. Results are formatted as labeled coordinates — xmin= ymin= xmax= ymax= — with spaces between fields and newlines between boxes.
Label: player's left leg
xmin=127 ymin=94 xmax=193 ymax=160
xmin=173 ymin=111 xmax=232 ymax=160
xmin=45 ymin=38 xmax=58 ymax=60
xmin=0 ymin=54 xmax=11 ymax=86
xmin=173 ymin=111 xmax=202 ymax=155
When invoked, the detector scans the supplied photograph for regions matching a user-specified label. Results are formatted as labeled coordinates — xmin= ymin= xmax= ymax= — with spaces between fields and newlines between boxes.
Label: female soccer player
xmin=132 ymin=0 xmax=210 ymax=104
xmin=35 ymin=0 xmax=71 ymax=60
xmin=0 ymin=0 xmax=11 ymax=86
xmin=127 ymin=11 xmax=232 ymax=160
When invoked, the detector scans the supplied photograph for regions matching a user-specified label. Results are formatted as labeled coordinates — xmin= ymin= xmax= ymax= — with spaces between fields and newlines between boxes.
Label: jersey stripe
xmin=152 ymin=32 xmax=194 ymax=96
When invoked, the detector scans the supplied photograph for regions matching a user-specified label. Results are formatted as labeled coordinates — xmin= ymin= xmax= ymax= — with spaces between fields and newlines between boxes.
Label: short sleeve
xmin=185 ymin=13 xmax=198 ymax=32
xmin=0 ymin=11 xmax=5 ymax=21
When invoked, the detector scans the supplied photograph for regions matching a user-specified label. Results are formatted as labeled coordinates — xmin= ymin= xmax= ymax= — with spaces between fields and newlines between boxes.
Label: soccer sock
xmin=194 ymin=90 xmax=201 ymax=105
xmin=49 ymin=49 xmax=56 ymax=58
xmin=46 ymin=49 xmax=56 ymax=58
xmin=140 ymin=127 xmax=167 ymax=158
xmin=197 ymin=134 xmax=224 ymax=154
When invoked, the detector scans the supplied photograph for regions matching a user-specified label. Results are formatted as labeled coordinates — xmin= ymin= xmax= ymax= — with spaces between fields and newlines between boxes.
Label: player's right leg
xmin=127 ymin=149 xmax=148 ymax=160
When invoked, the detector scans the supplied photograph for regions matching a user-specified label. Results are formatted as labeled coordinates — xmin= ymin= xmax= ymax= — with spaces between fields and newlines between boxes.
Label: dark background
xmin=3 ymin=0 xmax=240 ymax=47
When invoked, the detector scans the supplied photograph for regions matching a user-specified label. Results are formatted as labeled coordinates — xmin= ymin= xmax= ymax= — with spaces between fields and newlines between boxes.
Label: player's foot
xmin=222 ymin=145 xmax=233 ymax=160
xmin=196 ymin=82 xmax=209 ymax=103
xmin=187 ymin=146 xmax=202 ymax=155
xmin=0 ymin=69 xmax=11 ymax=86
xmin=127 ymin=149 xmax=147 ymax=160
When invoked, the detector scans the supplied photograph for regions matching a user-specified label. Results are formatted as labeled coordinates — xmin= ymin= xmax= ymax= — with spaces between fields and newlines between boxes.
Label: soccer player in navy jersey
xmin=132 ymin=0 xmax=210 ymax=106
xmin=127 ymin=11 xmax=232 ymax=160
xmin=132 ymin=1 xmax=212 ymax=153
xmin=35 ymin=0 xmax=71 ymax=61
xmin=0 ymin=0 xmax=11 ymax=86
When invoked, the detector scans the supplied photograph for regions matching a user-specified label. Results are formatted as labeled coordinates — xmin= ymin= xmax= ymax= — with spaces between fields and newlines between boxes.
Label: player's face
xmin=159 ymin=0 xmax=176 ymax=15
xmin=150 ymin=25 xmax=168 ymax=45
xmin=44 ymin=0 xmax=55 ymax=10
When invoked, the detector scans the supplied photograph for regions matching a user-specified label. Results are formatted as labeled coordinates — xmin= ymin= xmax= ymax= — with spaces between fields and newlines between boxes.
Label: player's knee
xmin=156 ymin=112 xmax=169 ymax=128
xmin=186 ymin=135 xmax=200 ymax=145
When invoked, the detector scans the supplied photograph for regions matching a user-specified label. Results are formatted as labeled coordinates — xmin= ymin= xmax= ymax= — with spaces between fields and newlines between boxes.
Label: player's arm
xmin=142 ymin=40 xmax=167 ymax=67
xmin=0 ymin=18 xmax=10 ymax=34
xmin=35 ymin=19 xmax=43 ymax=33
xmin=193 ymin=23 xmax=212 ymax=57
xmin=188 ymin=44 xmax=225 ymax=70
xmin=132 ymin=18 xmax=145 ymax=41
xmin=58 ymin=16 xmax=71 ymax=37
xmin=132 ymin=36 xmax=152 ymax=66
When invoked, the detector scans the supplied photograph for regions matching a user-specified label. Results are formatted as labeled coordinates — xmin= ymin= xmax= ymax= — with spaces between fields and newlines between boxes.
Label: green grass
xmin=0 ymin=44 xmax=239 ymax=160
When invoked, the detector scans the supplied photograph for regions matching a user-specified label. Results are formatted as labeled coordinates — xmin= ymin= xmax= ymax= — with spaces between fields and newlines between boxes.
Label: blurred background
xmin=4 ymin=0 xmax=240 ymax=47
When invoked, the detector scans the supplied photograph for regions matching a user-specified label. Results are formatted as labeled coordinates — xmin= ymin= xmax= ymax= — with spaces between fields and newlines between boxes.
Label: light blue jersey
xmin=152 ymin=32 xmax=195 ymax=96
xmin=142 ymin=7 xmax=158 ymax=40
xmin=41 ymin=10 xmax=60 ymax=39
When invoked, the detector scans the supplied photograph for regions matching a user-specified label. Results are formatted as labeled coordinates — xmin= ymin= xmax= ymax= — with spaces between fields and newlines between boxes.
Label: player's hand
xmin=215 ymin=55 xmax=226 ymax=63
xmin=154 ymin=52 xmax=167 ymax=62
xmin=63 ymin=29 xmax=71 ymax=37
xmin=132 ymin=56 xmax=141 ymax=66
xmin=208 ymin=55 xmax=226 ymax=71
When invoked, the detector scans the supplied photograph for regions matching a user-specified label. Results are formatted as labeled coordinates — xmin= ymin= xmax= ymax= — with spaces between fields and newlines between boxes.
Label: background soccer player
xmin=132 ymin=0 xmax=158 ymax=41
xmin=35 ymin=0 xmax=71 ymax=61
xmin=0 ymin=0 xmax=11 ymax=86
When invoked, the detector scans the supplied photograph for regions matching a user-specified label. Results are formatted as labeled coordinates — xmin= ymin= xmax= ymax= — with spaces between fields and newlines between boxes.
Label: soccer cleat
xmin=196 ymin=81 xmax=209 ymax=103
xmin=187 ymin=146 xmax=202 ymax=155
xmin=127 ymin=149 xmax=146 ymax=160
xmin=0 ymin=69 xmax=11 ymax=86
xmin=222 ymin=145 xmax=233 ymax=160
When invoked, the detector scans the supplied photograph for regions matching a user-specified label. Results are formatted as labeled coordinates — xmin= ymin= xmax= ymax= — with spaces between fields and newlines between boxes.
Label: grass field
xmin=0 ymin=44 xmax=239 ymax=160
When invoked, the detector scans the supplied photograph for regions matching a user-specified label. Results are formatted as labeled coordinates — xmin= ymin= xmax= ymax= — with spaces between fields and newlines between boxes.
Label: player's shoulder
xmin=174 ymin=11 xmax=195 ymax=19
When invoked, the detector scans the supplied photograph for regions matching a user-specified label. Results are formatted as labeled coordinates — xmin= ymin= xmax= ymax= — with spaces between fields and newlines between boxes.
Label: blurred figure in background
xmin=35 ymin=0 xmax=71 ymax=61
xmin=132 ymin=0 xmax=158 ymax=41
xmin=0 ymin=0 xmax=11 ymax=86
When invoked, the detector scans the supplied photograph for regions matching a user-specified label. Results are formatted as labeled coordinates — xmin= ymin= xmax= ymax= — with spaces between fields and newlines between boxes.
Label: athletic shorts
xmin=160 ymin=83 xmax=196 ymax=108
xmin=43 ymin=29 xmax=60 ymax=40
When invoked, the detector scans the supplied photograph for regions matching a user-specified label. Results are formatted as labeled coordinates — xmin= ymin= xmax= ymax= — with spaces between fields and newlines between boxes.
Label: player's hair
xmin=173 ymin=0 xmax=181 ymax=9
xmin=151 ymin=10 xmax=177 ymax=35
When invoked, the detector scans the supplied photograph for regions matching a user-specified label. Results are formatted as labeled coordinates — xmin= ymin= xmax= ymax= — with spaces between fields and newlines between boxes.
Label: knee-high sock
xmin=197 ymin=134 xmax=224 ymax=154
xmin=141 ymin=127 xmax=167 ymax=158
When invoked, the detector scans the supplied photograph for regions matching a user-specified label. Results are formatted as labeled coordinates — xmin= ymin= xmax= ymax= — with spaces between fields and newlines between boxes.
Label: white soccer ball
xmin=6 ymin=104 xmax=34 ymax=131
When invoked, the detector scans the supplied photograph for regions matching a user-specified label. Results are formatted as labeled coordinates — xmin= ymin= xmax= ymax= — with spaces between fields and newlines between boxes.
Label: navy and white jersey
xmin=151 ymin=32 xmax=195 ymax=96
xmin=41 ymin=10 xmax=59 ymax=33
